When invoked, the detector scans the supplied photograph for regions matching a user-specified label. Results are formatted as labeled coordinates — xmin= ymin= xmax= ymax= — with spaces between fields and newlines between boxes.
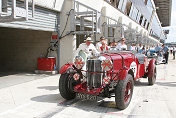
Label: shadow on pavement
xmin=134 ymin=80 xmax=149 ymax=87
xmin=37 ymin=86 xmax=58 ymax=91
xmin=71 ymin=100 xmax=120 ymax=114
xmin=31 ymin=94 xmax=62 ymax=103
xmin=156 ymin=82 xmax=176 ymax=87
xmin=0 ymin=71 xmax=50 ymax=77
xmin=31 ymin=93 xmax=121 ymax=115
xmin=0 ymin=72 xmax=20 ymax=77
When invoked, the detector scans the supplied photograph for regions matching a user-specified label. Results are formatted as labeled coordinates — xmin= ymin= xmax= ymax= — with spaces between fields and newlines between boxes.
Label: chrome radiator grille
xmin=87 ymin=59 xmax=102 ymax=88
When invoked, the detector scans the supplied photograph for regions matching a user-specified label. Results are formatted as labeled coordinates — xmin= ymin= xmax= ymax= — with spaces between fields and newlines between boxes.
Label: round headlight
xmin=101 ymin=59 xmax=113 ymax=71
xmin=74 ymin=56 xmax=85 ymax=69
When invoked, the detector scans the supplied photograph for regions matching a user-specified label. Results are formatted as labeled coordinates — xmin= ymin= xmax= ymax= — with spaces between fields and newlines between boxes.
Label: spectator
xmin=96 ymin=36 xmax=105 ymax=51
xmin=173 ymin=46 xmax=175 ymax=60
xmin=170 ymin=46 xmax=173 ymax=54
xmin=136 ymin=44 xmax=142 ymax=52
xmin=150 ymin=46 xmax=155 ymax=50
xmin=162 ymin=44 xmax=169 ymax=64
xmin=98 ymin=40 xmax=109 ymax=53
xmin=130 ymin=43 xmax=136 ymax=51
xmin=109 ymin=40 xmax=117 ymax=47
xmin=138 ymin=46 xmax=146 ymax=54
xmin=116 ymin=38 xmax=127 ymax=51
xmin=155 ymin=44 xmax=162 ymax=56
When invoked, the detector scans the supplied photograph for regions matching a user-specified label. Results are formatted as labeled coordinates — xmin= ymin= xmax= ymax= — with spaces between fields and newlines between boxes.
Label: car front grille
xmin=87 ymin=59 xmax=103 ymax=88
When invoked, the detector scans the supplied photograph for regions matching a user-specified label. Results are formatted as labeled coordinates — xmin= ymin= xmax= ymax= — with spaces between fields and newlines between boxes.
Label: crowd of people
xmin=75 ymin=36 xmax=174 ymax=64
xmin=75 ymin=36 xmax=128 ymax=57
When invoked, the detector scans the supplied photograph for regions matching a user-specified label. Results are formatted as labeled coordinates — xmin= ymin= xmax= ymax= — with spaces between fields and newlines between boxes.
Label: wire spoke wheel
xmin=115 ymin=74 xmax=134 ymax=110
xmin=124 ymin=81 xmax=132 ymax=103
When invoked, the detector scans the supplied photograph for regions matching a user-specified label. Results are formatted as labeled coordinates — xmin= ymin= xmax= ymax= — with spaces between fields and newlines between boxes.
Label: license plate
xmin=76 ymin=93 xmax=97 ymax=101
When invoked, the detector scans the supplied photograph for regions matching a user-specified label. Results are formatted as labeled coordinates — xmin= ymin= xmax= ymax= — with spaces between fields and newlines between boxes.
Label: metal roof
xmin=153 ymin=0 xmax=172 ymax=27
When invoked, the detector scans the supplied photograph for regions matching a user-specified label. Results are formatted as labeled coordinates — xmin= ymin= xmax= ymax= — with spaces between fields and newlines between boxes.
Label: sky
xmin=163 ymin=0 xmax=176 ymax=43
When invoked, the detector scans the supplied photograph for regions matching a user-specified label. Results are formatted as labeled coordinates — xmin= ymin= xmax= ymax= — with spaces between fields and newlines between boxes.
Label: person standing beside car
xmin=173 ymin=46 xmax=175 ymax=60
xmin=162 ymin=44 xmax=169 ymax=64
xmin=138 ymin=46 xmax=146 ymax=54
xmin=155 ymin=44 xmax=162 ymax=56
xmin=170 ymin=46 xmax=173 ymax=54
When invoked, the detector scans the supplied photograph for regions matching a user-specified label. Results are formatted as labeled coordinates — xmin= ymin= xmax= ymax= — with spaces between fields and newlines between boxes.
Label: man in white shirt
xmin=130 ymin=43 xmax=136 ymax=51
xmin=75 ymin=37 xmax=99 ymax=57
xmin=116 ymin=38 xmax=127 ymax=51
xmin=96 ymin=36 xmax=105 ymax=50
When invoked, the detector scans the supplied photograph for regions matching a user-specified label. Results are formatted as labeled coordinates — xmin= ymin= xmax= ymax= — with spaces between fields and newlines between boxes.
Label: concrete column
xmin=114 ymin=16 xmax=123 ymax=42
xmin=59 ymin=0 xmax=76 ymax=68
xmin=96 ymin=6 xmax=106 ymax=43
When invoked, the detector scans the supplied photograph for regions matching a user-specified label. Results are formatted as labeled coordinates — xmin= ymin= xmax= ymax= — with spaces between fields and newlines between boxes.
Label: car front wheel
xmin=59 ymin=73 xmax=76 ymax=100
xmin=115 ymin=74 xmax=134 ymax=110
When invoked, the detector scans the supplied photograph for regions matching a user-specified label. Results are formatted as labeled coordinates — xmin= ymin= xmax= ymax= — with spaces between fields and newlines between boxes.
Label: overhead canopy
xmin=153 ymin=0 xmax=172 ymax=27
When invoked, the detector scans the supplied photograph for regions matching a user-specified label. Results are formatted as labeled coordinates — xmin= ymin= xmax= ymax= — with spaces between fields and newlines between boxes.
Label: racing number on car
xmin=130 ymin=61 xmax=137 ymax=78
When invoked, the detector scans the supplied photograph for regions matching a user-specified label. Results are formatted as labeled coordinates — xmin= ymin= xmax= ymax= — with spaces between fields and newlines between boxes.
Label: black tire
xmin=59 ymin=73 xmax=76 ymax=100
xmin=148 ymin=66 xmax=157 ymax=85
xmin=115 ymin=74 xmax=134 ymax=110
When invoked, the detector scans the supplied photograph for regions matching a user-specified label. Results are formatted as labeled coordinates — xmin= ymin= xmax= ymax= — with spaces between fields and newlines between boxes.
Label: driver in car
xmin=75 ymin=37 xmax=99 ymax=57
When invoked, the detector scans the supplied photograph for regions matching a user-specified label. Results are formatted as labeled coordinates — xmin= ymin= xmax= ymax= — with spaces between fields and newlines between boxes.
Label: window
xmin=139 ymin=15 xmax=143 ymax=25
xmin=110 ymin=0 xmax=116 ymax=7
xmin=116 ymin=0 xmax=120 ymax=8
xmin=143 ymin=19 xmax=147 ymax=27
xmin=141 ymin=17 xmax=145 ymax=26
xmin=121 ymin=0 xmax=127 ymax=12
xmin=136 ymin=11 xmax=141 ymax=23
xmin=147 ymin=22 xmax=150 ymax=30
xmin=108 ymin=27 xmax=115 ymax=37
xmin=130 ymin=6 xmax=138 ymax=21
xmin=118 ymin=0 xmax=124 ymax=10
xmin=106 ymin=0 xmax=121 ymax=9
xmin=125 ymin=0 xmax=132 ymax=16
xmin=144 ymin=0 xmax=148 ymax=5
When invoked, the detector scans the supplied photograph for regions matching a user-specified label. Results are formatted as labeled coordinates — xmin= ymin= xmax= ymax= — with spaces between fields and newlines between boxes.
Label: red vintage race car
xmin=59 ymin=50 xmax=156 ymax=110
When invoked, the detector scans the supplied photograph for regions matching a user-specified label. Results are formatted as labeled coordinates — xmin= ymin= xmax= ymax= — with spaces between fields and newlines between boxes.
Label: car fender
xmin=118 ymin=68 xmax=133 ymax=80
xmin=59 ymin=63 xmax=74 ymax=74
xmin=147 ymin=58 xmax=156 ymax=78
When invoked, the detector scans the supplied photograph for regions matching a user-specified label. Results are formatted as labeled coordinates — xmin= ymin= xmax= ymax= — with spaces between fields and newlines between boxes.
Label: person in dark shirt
xmin=138 ymin=46 xmax=146 ymax=54
xmin=162 ymin=44 xmax=169 ymax=64
xmin=173 ymin=46 xmax=175 ymax=60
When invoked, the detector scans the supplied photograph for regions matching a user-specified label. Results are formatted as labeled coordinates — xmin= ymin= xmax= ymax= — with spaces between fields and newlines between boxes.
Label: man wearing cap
xmin=116 ymin=38 xmax=127 ymax=51
xmin=96 ymin=36 xmax=105 ymax=50
xmin=75 ymin=37 xmax=99 ymax=57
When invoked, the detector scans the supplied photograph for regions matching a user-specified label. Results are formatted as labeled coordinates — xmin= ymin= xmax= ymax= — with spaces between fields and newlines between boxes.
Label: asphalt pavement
xmin=0 ymin=57 xmax=176 ymax=118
